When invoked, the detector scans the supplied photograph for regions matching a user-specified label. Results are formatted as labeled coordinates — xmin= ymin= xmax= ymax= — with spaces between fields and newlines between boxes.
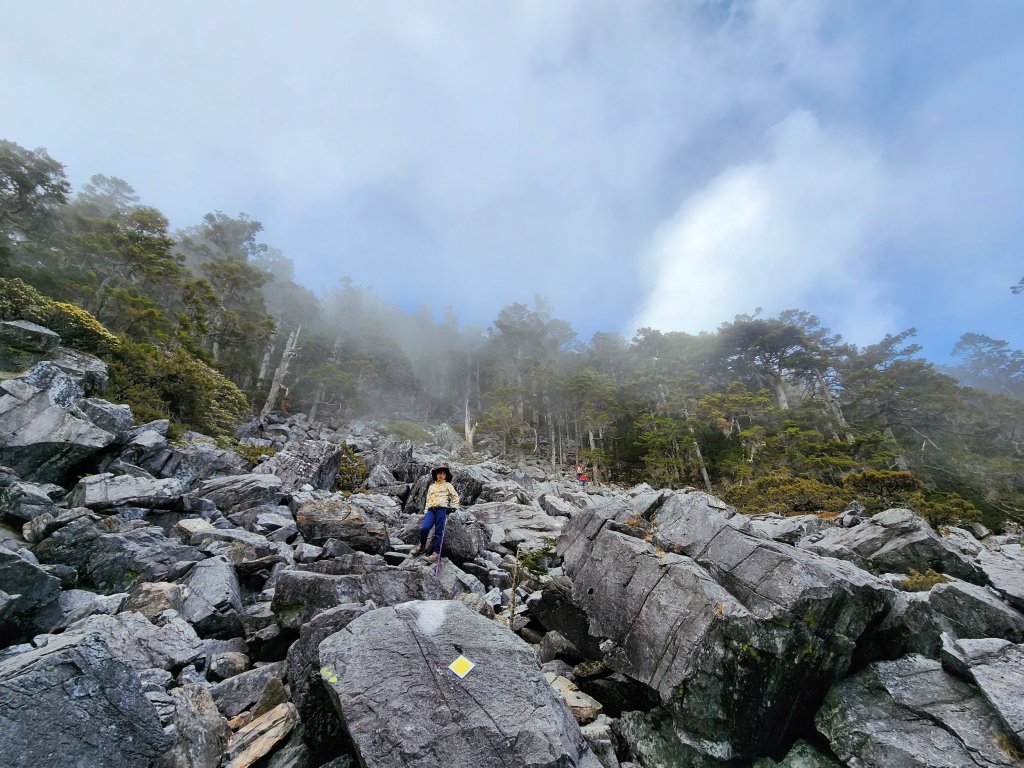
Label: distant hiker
xmin=580 ymin=471 xmax=589 ymax=487
xmin=411 ymin=465 xmax=461 ymax=560
xmin=575 ymin=462 xmax=583 ymax=481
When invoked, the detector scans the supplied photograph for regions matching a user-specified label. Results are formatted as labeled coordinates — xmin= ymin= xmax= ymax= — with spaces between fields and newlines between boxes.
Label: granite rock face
xmin=0 ymin=632 xmax=173 ymax=768
xmin=557 ymin=492 xmax=894 ymax=760
xmin=816 ymin=654 xmax=1020 ymax=767
xmin=252 ymin=439 xmax=342 ymax=491
xmin=799 ymin=508 xmax=987 ymax=584
xmin=318 ymin=600 xmax=603 ymax=768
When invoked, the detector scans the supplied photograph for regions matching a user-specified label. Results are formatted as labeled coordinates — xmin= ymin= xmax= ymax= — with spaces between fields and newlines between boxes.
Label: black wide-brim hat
xmin=431 ymin=465 xmax=452 ymax=481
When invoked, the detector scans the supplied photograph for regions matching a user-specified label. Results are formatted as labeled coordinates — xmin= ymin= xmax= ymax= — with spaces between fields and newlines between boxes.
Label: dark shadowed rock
xmin=138 ymin=439 xmax=251 ymax=490
xmin=436 ymin=513 xmax=490 ymax=563
xmin=287 ymin=601 xmax=375 ymax=758
xmin=930 ymin=580 xmax=1024 ymax=643
xmin=209 ymin=659 xmax=288 ymax=718
xmin=318 ymin=600 xmax=602 ymax=768
xmin=0 ymin=548 xmax=62 ymax=644
xmin=0 ymin=320 xmax=60 ymax=369
xmin=816 ymin=654 xmax=1019 ymax=767
xmin=152 ymin=684 xmax=231 ymax=768
xmin=0 ymin=480 xmax=56 ymax=523
xmin=93 ymin=526 xmax=202 ymax=590
xmin=0 ymin=633 xmax=173 ymax=768
xmin=179 ymin=556 xmax=244 ymax=638
xmin=76 ymin=398 xmax=134 ymax=442
xmin=252 ymin=439 xmax=341 ymax=491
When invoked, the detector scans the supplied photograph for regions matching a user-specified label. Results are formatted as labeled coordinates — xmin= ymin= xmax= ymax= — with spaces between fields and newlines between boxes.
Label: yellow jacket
xmin=425 ymin=481 xmax=460 ymax=510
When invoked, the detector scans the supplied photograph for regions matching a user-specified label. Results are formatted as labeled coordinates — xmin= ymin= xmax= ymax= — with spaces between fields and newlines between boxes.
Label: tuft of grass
xmin=899 ymin=568 xmax=950 ymax=592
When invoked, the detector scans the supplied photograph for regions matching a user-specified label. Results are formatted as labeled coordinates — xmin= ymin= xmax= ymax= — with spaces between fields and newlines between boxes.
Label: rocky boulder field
xmin=1 ymin=336 xmax=1023 ymax=767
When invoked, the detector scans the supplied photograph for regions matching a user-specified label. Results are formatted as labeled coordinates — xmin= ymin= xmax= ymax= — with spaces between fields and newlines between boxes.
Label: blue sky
xmin=3 ymin=1 xmax=1022 ymax=360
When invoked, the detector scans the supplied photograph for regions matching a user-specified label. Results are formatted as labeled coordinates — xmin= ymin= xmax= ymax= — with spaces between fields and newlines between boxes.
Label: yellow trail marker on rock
xmin=448 ymin=655 xmax=475 ymax=678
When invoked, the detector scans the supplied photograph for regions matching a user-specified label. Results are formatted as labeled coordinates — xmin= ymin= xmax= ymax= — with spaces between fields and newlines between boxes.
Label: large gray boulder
xmin=978 ymin=543 xmax=1024 ymax=611
xmin=76 ymin=398 xmax=134 ymax=442
xmin=287 ymin=601 xmax=375 ymax=758
xmin=271 ymin=556 xmax=440 ymax=629
xmin=930 ymin=580 xmax=1024 ymax=644
xmin=67 ymin=472 xmax=184 ymax=510
xmin=945 ymin=639 xmax=1024 ymax=751
xmin=557 ymin=492 xmax=894 ymax=760
xmin=0 ymin=365 xmax=116 ymax=483
xmin=137 ymin=439 xmax=251 ymax=490
xmin=252 ymin=439 xmax=341 ymax=491
xmin=816 ymin=654 xmax=1019 ymax=767
xmin=746 ymin=513 xmax=833 ymax=544
xmin=152 ymin=684 xmax=231 ymax=768
xmin=318 ymin=600 xmax=602 ymax=768
xmin=34 ymin=517 xmax=203 ymax=593
xmin=60 ymin=610 xmax=206 ymax=673
xmin=209 ymin=659 xmax=288 ymax=719
xmin=471 ymin=500 xmax=566 ymax=549
xmin=178 ymin=556 xmax=244 ymax=638
xmin=799 ymin=508 xmax=987 ymax=584
xmin=294 ymin=493 xmax=401 ymax=552
xmin=0 ymin=320 xmax=60 ymax=369
xmin=195 ymin=473 xmax=284 ymax=514
xmin=0 ymin=633 xmax=173 ymax=767
xmin=0 ymin=548 xmax=62 ymax=644
xmin=0 ymin=480 xmax=56 ymax=523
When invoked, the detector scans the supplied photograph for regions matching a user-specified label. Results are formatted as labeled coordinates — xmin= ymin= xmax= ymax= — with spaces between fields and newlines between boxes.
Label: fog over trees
xmin=2 ymin=138 xmax=1022 ymax=530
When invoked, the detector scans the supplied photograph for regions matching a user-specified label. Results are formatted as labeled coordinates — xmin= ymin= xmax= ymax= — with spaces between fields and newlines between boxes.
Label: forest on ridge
xmin=2 ymin=138 xmax=1023 ymax=531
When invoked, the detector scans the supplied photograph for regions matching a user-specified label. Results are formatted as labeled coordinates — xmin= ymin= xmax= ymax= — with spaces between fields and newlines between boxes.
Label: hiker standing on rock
xmin=411 ymin=465 xmax=460 ymax=560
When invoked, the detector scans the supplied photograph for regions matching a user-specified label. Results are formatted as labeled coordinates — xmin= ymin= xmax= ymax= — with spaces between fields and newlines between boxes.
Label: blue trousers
xmin=420 ymin=507 xmax=449 ymax=553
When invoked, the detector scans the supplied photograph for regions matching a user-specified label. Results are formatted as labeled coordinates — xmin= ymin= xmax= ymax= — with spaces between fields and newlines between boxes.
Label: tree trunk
xmin=257 ymin=331 xmax=278 ymax=388
xmin=464 ymin=387 xmax=477 ymax=447
xmin=770 ymin=374 xmax=790 ymax=410
xmin=259 ymin=325 xmax=301 ymax=420
xmin=879 ymin=414 xmax=910 ymax=471
xmin=547 ymin=408 xmax=557 ymax=467
xmin=815 ymin=370 xmax=854 ymax=443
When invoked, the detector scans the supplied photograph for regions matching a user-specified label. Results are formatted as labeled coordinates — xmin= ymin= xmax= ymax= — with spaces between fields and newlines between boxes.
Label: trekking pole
xmin=434 ymin=523 xmax=446 ymax=577
xmin=435 ymin=491 xmax=454 ymax=576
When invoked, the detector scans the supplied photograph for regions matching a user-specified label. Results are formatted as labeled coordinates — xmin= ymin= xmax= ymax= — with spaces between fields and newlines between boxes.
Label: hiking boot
xmin=410 ymin=544 xmax=424 ymax=557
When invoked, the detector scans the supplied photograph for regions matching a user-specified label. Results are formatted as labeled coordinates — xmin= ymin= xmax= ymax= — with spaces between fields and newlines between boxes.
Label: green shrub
xmin=231 ymin=441 xmax=275 ymax=466
xmin=841 ymin=470 xmax=922 ymax=511
xmin=722 ymin=473 xmax=848 ymax=516
xmin=107 ymin=340 xmax=250 ymax=439
xmin=334 ymin=443 xmax=369 ymax=492
xmin=899 ymin=568 xmax=950 ymax=592
xmin=0 ymin=277 xmax=119 ymax=355
xmin=518 ymin=539 xmax=557 ymax=578
xmin=914 ymin=492 xmax=982 ymax=528
xmin=383 ymin=420 xmax=431 ymax=444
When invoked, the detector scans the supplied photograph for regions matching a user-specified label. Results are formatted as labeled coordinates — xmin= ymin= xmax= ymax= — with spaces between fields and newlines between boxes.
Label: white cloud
xmin=629 ymin=110 xmax=897 ymax=344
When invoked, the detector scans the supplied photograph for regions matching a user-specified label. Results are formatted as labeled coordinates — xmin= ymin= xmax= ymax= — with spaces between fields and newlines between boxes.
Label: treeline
xmin=2 ymin=138 xmax=1023 ymax=529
